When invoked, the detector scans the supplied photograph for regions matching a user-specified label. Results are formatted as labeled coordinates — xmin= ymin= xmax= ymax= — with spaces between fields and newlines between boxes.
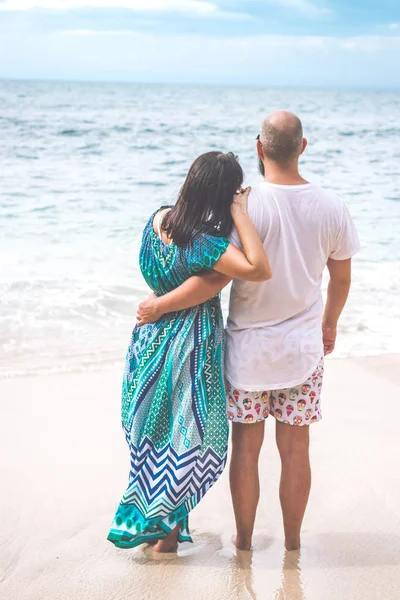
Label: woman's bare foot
xmin=153 ymin=526 xmax=180 ymax=553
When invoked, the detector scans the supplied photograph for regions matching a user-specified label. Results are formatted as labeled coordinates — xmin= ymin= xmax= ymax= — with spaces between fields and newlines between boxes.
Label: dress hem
xmin=107 ymin=517 xmax=193 ymax=549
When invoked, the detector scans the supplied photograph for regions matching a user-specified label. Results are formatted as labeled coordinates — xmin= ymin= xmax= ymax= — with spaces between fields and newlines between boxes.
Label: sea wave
xmin=1 ymin=80 xmax=399 ymax=377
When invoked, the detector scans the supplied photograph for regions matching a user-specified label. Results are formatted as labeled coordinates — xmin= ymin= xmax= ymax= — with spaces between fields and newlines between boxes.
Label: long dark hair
xmin=162 ymin=151 xmax=243 ymax=247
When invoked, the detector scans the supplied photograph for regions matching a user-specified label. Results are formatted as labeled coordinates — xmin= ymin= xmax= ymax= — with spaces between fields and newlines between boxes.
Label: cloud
xmin=0 ymin=0 xmax=253 ymax=20
xmin=59 ymin=28 xmax=135 ymax=35
xmin=339 ymin=36 xmax=400 ymax=51
xmin=263 ymin=0 xmax=331 ymax=17
xmin=46 ymin=30 xmax=400 ymax=64
xmin=0 ymin=0 xmax=216 ymax=12
xmin=1 ymin=27 xmax=399 ymax=88
xmin=48 ymin=29 xmax=400 ymax=53
xmin=389 ymin=23 xmax=400 ymax=30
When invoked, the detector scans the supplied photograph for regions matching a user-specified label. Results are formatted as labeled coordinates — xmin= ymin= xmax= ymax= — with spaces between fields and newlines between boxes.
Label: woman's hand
xmin=213 ymin=184 xmax=271 ymax=283
xmin=231 ymin=187 xmax=251 ymax=219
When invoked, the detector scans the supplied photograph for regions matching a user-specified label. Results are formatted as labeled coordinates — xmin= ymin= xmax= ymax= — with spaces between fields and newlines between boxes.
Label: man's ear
xmin=256 ymin=139 xmax=264 ymax=158
xmin=300 ymin=138 xmax=308 ymax=155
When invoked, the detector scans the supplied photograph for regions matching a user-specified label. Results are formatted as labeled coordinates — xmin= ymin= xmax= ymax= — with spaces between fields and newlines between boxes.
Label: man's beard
xmin=258 ymin=157 xmax=265 ymax=177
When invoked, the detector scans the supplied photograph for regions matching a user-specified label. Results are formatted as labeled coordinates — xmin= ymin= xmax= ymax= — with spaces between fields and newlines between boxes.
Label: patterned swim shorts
xmin=226 ymin=357 xmax=324 ymax=426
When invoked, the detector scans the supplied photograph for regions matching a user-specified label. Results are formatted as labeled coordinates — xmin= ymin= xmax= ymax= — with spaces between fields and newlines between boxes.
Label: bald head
xmin=260 ymin=111 xmax=304 ymax=167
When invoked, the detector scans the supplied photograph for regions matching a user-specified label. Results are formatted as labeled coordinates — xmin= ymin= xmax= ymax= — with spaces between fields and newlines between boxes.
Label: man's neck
xmin=263 ymin=161 xmax=309 ymax=186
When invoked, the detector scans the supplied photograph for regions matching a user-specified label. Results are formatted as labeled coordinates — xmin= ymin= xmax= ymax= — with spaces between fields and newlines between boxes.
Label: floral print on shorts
xmin=226 ymin=357 xmax=324 ymax=426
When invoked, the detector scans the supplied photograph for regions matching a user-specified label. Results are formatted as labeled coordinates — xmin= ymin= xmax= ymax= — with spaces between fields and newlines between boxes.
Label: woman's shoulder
xmin=144 ymin=207 xmax=173 ymax=236
xmin=142 ymin=210 xmax=157 ymax=229
xmin=140 ymin=212 xmax=160 ymax=255
xmin=142 ymin=209 xmax=164 ymax=237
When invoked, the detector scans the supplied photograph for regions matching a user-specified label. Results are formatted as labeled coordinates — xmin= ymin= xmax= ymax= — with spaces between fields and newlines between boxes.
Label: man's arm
xmin=322 ymin=258 xmax=352 ymax=355
xmin=136 ymin=271 xmax=231 ymax=325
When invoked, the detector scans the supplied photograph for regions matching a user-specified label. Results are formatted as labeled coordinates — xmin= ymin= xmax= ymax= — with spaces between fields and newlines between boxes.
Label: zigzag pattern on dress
xmin=128 ymin=318 xmax=175 ymax=401
xmin=121 ymin=436 xmax=226 ymax=519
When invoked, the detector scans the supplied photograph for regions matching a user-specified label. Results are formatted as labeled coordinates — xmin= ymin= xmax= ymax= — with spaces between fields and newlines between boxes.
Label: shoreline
xmin=1 ymin=351 xmax=399 ymax=382
xmin=1 ymin=355 xmax=400 ymax=599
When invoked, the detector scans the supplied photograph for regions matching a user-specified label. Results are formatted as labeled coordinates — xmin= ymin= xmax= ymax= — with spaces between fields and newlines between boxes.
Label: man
xmin=136 ymin=111 xmax=360 ymax=551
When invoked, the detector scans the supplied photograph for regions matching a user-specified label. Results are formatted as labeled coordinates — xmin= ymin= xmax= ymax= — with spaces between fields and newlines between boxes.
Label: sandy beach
xmin=1 ymin=355 xmax=400 ymax=600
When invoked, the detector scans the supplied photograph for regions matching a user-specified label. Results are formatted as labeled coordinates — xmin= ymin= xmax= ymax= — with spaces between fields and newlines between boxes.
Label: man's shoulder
xmin=312 ymin=182 xmax=343 ymax=203
xmin=249 ymin=181 xmax=342 ymax=200
xmin=248 ymin=182 xmax=267 ymax=199
xmin=247 ymin=183 xmax=273 ymax=215
xmin=310 ymin=183 xmax=347 ymax=216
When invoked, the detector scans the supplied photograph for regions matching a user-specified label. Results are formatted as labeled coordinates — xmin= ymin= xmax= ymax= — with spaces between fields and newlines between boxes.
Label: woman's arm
xmin=211 ymin=187 xmax=271 ymax=282
xmin=136 ymin=187 xmax=271 ymax=325
xmin=136 ymin=271 xmax=231 ymax=325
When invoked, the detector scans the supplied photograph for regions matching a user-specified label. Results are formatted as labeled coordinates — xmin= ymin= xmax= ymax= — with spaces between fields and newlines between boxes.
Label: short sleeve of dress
xmin=185 ymin=233 xmax=230 ymax=274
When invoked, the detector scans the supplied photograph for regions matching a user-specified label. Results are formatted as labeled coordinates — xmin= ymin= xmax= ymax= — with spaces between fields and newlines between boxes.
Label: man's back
xmin=226 ymin=182 xmax=360 ymax=390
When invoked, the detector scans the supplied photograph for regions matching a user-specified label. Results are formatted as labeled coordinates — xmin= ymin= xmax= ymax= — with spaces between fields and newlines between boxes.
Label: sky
xmin=0 ymin=0 xmax=399 ymax=87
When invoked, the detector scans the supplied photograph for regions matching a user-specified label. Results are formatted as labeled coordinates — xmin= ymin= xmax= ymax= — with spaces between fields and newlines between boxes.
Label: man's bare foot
xmin=153 ymin=526 xmax=179 ymax=553
xmin=232 ymin=535 xmax=252 ymax=552
xmin=285 ymin=537 xmax=301 ymax=551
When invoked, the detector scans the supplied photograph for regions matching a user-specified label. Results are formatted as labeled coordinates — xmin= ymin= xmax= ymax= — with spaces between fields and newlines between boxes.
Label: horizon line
xmin=0 ymin=76 xmax=399 ymax=92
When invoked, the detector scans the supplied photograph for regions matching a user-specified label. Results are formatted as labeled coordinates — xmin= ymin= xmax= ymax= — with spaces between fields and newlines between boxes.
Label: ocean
xmin=1 ymin=80 xmax=399 ymax=378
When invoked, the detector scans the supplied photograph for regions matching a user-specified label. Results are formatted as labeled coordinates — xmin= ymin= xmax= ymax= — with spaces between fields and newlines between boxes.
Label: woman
xmin=108 ymin=151 xmax=271 ymax=553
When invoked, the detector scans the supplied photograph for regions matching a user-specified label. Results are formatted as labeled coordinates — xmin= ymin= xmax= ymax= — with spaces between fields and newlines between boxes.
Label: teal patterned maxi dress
xmin=107 ymin=213 xmax=230 ymax=548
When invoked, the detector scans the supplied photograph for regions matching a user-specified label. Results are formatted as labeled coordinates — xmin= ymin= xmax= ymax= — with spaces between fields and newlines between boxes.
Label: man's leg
xmin=275 ymin=421 xmax=311 ymax=551
xmin=230 ymin=420 xmax=265 ymax=551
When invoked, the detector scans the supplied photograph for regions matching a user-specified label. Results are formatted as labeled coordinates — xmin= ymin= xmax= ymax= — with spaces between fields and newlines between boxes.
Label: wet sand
xmin=1 ymin=355 xmax=400 ymax=600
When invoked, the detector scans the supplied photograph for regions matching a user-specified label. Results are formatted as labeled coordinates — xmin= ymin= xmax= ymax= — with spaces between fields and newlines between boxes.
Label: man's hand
xmin=322 ymin=325 xmax=337 ymax=356
xmin=137 ymin=294 xmax=163 ymax=326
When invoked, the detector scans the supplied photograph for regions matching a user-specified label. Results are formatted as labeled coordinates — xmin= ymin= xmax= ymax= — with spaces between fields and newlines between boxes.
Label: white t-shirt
xmin=225 ymin=181 xmax=361 ymax=391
